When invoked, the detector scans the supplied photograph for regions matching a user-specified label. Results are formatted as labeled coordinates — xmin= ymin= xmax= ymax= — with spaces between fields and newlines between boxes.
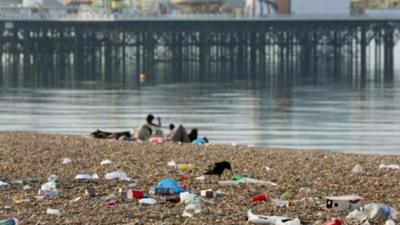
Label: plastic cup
xmin=252 ymin=193 xmax=268 ymax=203
xmin=133 ymin=190 xmax=144 ymax=199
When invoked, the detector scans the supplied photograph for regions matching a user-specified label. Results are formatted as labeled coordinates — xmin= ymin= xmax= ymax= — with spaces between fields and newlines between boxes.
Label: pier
xmin=0 ymin=12 xmax=400 ymax=85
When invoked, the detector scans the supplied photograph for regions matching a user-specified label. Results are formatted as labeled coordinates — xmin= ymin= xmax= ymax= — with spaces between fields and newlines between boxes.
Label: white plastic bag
xmin=105 ymin=171 xmax=131 ymax=181
xmin=139 ymin=198 xmax=157 ymax=205
xmin=101 ymin=159 xmax=112 ymax=166
xmin=75 ymin=174 xmax=99 ymax=181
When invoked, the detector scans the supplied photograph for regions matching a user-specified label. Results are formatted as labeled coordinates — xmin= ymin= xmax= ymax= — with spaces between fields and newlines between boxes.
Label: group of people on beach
xmin=91 ymin=114 xmax=207 ymax=144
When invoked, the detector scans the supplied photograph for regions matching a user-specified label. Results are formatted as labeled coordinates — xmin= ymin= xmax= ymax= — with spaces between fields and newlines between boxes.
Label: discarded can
xmin=326 ymin=195 xmax=363 ymax=212
xmin=177 ymin=164 xmax=193 ymax=172
xmin=0 ymin=218 xmax=18 ymax=225
xmin=252 ymin=193 xmax=268 ymax=203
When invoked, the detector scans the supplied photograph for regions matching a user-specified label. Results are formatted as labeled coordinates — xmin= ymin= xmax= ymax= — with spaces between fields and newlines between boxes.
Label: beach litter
xmin=252 ymin=193 xmax=268 ymax=203
xmin=23 ymin=185 xmax=31 ymax=190
xmin=200 ymin=189 xmax=225 ymax=198
xmin=0 ymin=218 xmax=18 ymax=225
xmin=46 ymin=208 xmax=61 ymax=216
xmin=233 ymin=173 xmax=251 ymax=181
xmin=139 ymin=198 xmax=157 ymax=205
xmin=105 ymin=171 xmax=131 ymax=181
xmin=127 ymin=189 xmax=144 ymax=200
xmin=154 ymin=178 xmax=186 ymax=195
xmin=0 ymin=181 xmax=9 ymax=188
xmin=100 ymin=159 xmax=112 ymax=166
xmin=281 ymin=191 xmax=291 ymax=200
xmin=247 ymin=210 xmax=291 ymax=224
xmin=276 ymin=218 xmax=301 ymax=225
xmin=270 ymin=199 xmax=291 ymax=207
xmin=61 ymin=158 xmax=72 ymax=165
xmin=85 ymin=187 xmax=97 ymax=198
xmin=106 ymin=200 xmax=117 ymax=207
xmin=195 ymin=175 xmax=205 ymax=181
xmin=325 ymin=195 xmax=363 ymax=212
xmin=385 ymin=220 xmax=396 ymax=225
xmin=351 ymin=164 xmax=364 ymax=173
xmin=38 ymin=177 xmax=58 ymax=197
xmin=167 ymin=160 xmax=177 ymax=169
xmin=218 ymin=178 xmax=277 ymax=187
xmin=181 ymin=193 xmax=203 ymax=217
xmin=74 ymin=173 xmax=99 ymax=181
xmin=177 ymin=164 xmax=193 ymax=172
xmin=379 ymin=163 xmax=400 ymax=170
xmin=347 ymin=203 xmax=398 ymax=223
xmin=2 ymin=132 xmax=400 ymax=224
xmin=323 ymin=219 xmax=341 ymax=225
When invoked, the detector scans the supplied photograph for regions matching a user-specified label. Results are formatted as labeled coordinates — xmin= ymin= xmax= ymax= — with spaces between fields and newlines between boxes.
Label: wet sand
xmin=0 ymin=132 xmax=399 ymax=224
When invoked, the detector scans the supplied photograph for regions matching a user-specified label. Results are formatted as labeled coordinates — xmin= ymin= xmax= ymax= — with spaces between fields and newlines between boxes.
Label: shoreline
xmin=0 ymin=131 xmax=399 ymax=224
xmin=3 ymin=129 xmax=399 ymax=156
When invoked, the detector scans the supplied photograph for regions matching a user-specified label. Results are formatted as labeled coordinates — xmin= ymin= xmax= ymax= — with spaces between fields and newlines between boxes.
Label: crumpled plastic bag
xmin=75 ymin=173 xmax=99 ymax=181
xmin=39 ymin=181 xmax=58 ymax=197
xmin=139 ymin=198 xmax=157 ymax=205
xmin=218 ymin=178 xmax=277 ymax=187
xmin=101 ymin=160 xmax=112 ymax=166
xmin=247 ymin=210 xmax=290 ymax=224
xmin=181 ymin=192 xmax=204 ymax=217
xmin=61 ymin=158 xmax=72 ymax=165
xmin=0 ymin=180 xmax=9 ymax=187
xmin=351 ymin=164 xmax=364 ymax=173
xmin=105 ymin=171 xmax=131 ymax=181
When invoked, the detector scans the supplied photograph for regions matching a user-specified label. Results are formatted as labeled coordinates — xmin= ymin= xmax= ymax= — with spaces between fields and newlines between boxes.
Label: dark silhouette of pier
xmin=0 ymin=17 xmax=399 ymax=85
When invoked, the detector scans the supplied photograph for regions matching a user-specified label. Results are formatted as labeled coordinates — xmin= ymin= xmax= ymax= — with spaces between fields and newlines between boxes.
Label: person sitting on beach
xmin=166 ymin=124 xmax=198 ymax=143
xmin=133 ymin=114 xmax=162 ymax=141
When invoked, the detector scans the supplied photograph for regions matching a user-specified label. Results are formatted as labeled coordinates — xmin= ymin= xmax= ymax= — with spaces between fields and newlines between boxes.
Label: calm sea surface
xmin=1 ymin=71 xmax=400 ymax=154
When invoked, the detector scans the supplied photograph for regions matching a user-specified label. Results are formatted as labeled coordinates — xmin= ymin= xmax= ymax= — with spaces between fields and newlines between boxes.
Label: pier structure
xmin=0 ymin=15 xmax=399 ymax=85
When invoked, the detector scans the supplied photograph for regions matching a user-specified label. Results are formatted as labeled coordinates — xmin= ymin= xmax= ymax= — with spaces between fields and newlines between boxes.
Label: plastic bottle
xmin=0 ymin=218 xmax=18 ymax=225
xmin=365 ymin=203 xmax=398 ymax=221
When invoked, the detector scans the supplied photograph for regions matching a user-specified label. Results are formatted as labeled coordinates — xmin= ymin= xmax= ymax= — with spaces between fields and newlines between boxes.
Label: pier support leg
xmin=199 ymin=30 xmax=210 ymax=80
xmin=360 ymin=26 xmax=367 ymax=78
xmin=384 ymin=27 xmax=394 ymax=80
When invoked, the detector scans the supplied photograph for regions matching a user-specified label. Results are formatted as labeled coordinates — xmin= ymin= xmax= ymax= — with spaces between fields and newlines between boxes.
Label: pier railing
xmin=1 ymin=7 xmax=400 ymax=21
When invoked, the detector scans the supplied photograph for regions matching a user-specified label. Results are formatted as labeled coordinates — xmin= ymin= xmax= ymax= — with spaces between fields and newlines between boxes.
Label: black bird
xmin=204 ymin=161 xmax=232 ymax=178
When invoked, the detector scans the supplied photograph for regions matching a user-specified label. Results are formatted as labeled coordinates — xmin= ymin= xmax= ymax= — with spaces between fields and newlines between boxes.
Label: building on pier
xmin=351 ymin=0 xmax=400 ymax=15
xmin=244 ymin=0 xmax=291 ymax=17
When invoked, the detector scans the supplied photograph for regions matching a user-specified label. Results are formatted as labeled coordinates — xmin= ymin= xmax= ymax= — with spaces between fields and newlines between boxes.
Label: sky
xmin=291 ymin=0 xmax=350 ymax=14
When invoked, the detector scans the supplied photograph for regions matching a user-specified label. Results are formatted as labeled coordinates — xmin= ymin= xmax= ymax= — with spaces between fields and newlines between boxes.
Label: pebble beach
xmin=0 ymin=131 xmax=399 ymax=225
